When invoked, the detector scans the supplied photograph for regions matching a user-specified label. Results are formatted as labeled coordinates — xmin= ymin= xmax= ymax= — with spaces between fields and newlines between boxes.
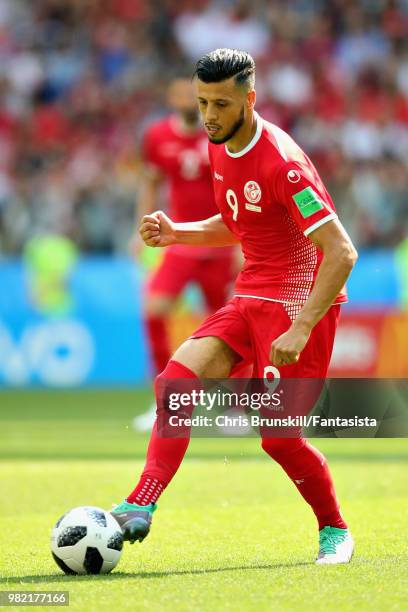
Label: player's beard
xmin=208 ymin=106 xmax=245 ymax=145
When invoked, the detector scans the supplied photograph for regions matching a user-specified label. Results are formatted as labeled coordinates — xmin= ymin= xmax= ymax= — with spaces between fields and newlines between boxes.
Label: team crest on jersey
xmin=244 ymin=181 xmax=262 ymax=204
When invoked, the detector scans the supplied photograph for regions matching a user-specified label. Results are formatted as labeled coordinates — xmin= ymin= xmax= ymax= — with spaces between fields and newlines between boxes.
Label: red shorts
xmin=147 ymin=250 xmax=235 ymax=312
xmin=191 ymin=296 xmax=340 ymax=378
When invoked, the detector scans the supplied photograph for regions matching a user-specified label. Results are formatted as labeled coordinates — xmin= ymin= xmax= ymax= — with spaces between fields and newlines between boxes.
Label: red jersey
xmin=143 ymin=115 xmax=232 ymax=259
xmin=208 ymin=113 xmax=347 ymax=305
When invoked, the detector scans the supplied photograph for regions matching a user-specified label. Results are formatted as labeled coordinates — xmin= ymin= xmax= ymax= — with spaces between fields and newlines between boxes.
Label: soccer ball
xmin=51 ymin=506 xmax=123 ymax=575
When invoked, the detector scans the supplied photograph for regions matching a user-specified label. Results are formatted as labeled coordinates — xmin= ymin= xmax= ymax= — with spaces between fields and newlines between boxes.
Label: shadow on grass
xmin=0 ymin=561 xmax=313 ymax=583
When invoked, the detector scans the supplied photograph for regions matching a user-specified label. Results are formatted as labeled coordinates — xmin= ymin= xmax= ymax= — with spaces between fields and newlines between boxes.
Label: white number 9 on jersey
xmin=226 ymin=189 xmax=239 ymax=221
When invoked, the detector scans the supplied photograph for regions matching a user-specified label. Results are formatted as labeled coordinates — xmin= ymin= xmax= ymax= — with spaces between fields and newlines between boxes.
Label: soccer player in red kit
xmin=133 ymin=76 xmax=236 ymax=431
xmin=113 ymin=49 xmax=357 ymax=564
xmin=138 ymin=77 xmax=235 ymax=372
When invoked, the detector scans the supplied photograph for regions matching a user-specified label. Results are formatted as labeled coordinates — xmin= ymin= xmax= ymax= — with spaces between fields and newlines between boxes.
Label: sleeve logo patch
xmin=292 ymin=186 xmax=324 ymax=218
xmin=287 ymin=169 xmax=301 ymax=183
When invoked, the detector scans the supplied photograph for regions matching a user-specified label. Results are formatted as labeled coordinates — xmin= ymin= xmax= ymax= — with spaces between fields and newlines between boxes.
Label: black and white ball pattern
xmin=51 ymin=506 xmax=123 ymax=575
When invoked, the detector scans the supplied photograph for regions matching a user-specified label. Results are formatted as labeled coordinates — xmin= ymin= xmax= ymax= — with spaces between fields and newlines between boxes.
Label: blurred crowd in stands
xmin=0 ymin=0 xmax=407 ymax=255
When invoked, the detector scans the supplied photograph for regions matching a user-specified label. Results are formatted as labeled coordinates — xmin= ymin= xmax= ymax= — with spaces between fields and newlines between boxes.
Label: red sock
xmin=127 ymin=475 xmax=164 ymax=505
xmin=127 ymin=359 xmax=198 ymax=505
xmin=146 ymin=315 xmax=171 ymax=374
xmin=261 ymin=438 xmax=347 ymax=530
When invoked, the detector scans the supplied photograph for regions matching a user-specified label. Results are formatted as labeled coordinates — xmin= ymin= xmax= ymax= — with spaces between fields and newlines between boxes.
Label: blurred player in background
xmin=133 ymin=76 xmax=236 ymax=431
xmin=115 ymin=49 xmax=358 ymax=565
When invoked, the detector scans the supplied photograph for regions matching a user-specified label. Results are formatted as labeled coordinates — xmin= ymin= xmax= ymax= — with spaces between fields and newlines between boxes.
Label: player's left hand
xmin=269 ymin=325 xmax=311 ymax=367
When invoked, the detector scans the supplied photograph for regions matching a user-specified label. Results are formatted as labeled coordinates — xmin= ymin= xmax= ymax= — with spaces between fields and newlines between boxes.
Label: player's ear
xmin=247 ymin=89 xmax=256 ymax=110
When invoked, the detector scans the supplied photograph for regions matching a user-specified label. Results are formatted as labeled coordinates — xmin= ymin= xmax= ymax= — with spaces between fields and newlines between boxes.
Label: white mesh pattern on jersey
xmin=283 ymin=302 xmax=303 ymax=322
xmin=279 ymin=213 xmax=317 ymax=305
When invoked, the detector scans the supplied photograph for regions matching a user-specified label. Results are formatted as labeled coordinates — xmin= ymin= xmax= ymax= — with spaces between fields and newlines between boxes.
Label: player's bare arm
xmin=270 ymin=219 xmax=358 ymax=367
xmin=139 ymin=211 xmax=239 ymax=248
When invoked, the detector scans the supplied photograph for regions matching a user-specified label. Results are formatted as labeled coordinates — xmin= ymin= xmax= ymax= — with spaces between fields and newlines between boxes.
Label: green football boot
xmin=111 ymin=501 xmax=157 ymax=544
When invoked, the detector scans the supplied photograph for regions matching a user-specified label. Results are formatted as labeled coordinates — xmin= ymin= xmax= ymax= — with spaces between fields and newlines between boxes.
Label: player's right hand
xmin=139 ymin=211 xmax=176 ymax=248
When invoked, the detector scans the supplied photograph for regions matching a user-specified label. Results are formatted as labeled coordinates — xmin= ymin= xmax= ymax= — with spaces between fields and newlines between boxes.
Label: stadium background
xmin=0 ymin=1 xmax=407 ymax=607
xmin=0 ymin=0 xmax=407 ymax=386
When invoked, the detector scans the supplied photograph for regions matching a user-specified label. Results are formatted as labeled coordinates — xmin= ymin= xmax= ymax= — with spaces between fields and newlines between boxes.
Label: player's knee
xmin=172 ymin=337 xmax=238 ymax=378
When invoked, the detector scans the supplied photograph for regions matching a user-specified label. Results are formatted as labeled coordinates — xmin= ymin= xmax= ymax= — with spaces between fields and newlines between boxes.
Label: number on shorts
xmin=263 ymin=365 xmax=281 ymax=395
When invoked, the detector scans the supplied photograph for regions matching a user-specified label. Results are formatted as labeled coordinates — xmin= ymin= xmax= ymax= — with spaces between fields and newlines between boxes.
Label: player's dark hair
xmin=193 ymin=48 xmax=255 ymax=90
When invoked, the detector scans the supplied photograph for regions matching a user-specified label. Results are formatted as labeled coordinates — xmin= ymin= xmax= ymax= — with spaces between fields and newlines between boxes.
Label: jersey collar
xmin=225 ymin=112 xmax=263 ymax=158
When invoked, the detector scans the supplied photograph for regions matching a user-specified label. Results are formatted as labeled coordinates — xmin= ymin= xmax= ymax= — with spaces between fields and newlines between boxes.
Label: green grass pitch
xmin=0 ymin=390 xmax=407 ymax=611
